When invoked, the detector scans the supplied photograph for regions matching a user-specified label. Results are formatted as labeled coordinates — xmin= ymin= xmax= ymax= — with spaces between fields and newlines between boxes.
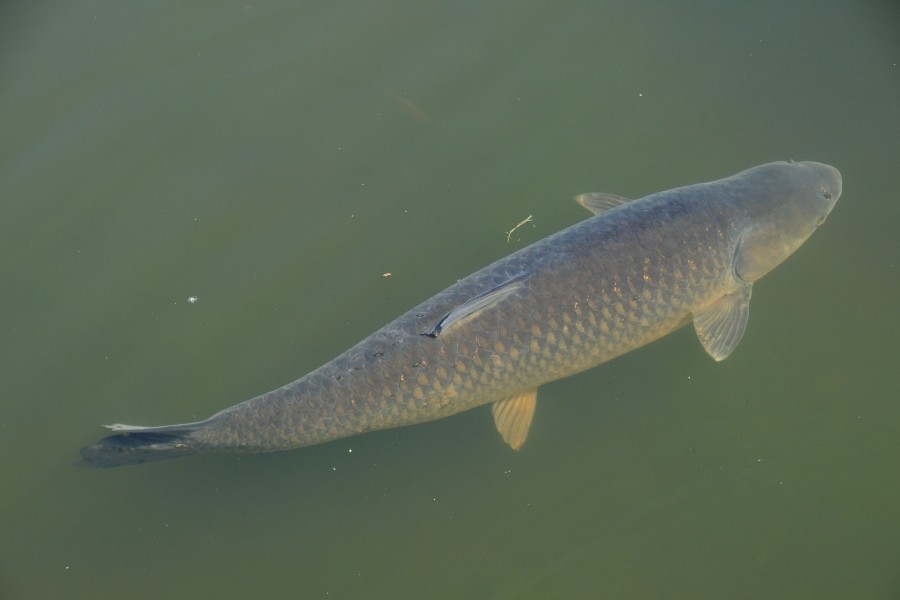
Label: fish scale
xmin=80 ymin=161 xmax=842 ymax=467
xmin=196 ymin=188 xmax=733 ymax=451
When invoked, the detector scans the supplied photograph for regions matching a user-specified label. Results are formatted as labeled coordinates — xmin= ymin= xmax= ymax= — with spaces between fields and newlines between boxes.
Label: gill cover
xmin=733 ymin=161 xmax=841 ymax=283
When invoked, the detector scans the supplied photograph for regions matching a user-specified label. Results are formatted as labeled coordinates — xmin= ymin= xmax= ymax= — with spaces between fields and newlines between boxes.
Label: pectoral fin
xmin=692 ymin=284 xmax=753 ymax=361
xmin=491 ymin=387 xmax=537 ymax=450
xmin=575 ymin=193 xmax=632 ymax=216
xmin=423 ymin=273 xmax=528 ymax=337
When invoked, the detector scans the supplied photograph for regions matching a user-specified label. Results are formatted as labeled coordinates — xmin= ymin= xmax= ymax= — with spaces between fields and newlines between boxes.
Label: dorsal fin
xmin=574 ymin=192 xmax=632 ymax=216
xmin=491 ymin=387 xmax=538 ymax=450
xmin=422 ymin=273 xmax=528 ymax=337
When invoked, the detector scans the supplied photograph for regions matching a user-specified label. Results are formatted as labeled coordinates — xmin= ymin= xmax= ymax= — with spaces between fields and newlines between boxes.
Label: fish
xmin=80 ymin=161 xmax=842 ymax=467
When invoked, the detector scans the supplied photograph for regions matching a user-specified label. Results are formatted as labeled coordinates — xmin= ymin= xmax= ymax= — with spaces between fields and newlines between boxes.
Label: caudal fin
xmin=79 ymin=422 xmax=201 ymax=468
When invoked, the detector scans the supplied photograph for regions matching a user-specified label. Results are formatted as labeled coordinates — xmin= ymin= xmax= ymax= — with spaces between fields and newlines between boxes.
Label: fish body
xmin=81 ymin=161 xmax=841 ymax=467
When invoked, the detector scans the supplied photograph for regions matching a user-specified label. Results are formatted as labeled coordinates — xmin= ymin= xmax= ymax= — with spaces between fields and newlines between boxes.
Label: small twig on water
xmin=506 ymin=215 xmax=534 ymax=243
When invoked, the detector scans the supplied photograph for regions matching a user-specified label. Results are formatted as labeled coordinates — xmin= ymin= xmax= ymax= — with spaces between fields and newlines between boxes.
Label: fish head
xmin=733 ymin=161 xmax=841 ymax=283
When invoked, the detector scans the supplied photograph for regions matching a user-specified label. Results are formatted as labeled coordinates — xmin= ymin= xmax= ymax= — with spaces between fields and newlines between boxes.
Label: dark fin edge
xmin=79 ymin=427 xmax=199 ymax=468
xmin=422 ymin=273 xmax=528 ymax=338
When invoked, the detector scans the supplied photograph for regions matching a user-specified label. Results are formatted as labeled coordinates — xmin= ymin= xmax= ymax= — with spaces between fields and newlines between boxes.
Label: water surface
xmin=1 ymin=1 xmax=898 ymax=598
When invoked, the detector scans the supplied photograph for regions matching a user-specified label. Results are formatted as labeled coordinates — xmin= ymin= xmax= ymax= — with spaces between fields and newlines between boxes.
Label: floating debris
xmin=386 ymin=88 xmax=430 ymax=123
xmin=506 ymin=215 xmax=534 ymax=243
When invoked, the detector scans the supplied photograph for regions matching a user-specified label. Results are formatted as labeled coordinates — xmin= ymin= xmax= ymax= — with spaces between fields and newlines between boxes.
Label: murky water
xmin=2 ymin=1 xmax=898 ymax=598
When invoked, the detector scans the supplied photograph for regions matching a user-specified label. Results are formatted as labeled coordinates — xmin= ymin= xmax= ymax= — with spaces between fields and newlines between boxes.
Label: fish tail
xmin=79 ymin=422 xmax=202 ymax=468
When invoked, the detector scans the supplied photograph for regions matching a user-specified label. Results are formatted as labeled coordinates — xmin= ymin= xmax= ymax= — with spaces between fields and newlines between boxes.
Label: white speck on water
xmin=187 ymin=296 xmax=199 ymax=304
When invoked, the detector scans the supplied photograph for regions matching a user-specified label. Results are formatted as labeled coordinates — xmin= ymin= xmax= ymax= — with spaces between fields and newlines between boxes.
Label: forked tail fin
xmin=79 ymin=422 xmax=202 ymax=468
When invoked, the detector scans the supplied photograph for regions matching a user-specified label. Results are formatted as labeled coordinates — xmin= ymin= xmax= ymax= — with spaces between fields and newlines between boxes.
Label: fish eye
xmin=821 ymin=187 xmax=832 ymax=200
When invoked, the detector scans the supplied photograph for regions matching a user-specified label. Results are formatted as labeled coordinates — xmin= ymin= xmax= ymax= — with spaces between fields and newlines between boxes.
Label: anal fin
xmin=491 ymin=388 xmax=537 ymax=451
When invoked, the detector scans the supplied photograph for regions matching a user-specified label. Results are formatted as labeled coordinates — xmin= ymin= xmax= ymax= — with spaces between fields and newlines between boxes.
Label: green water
xmin=2 ymin=1 xmax=898 ymax=598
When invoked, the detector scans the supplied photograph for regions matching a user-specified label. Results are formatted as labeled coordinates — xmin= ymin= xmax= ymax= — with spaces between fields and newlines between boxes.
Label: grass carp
xmin=80 ymin=161 xmax=842 ymax=467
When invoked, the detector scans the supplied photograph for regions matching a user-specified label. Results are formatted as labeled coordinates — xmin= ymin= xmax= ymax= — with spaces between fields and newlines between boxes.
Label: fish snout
xmin=803 ymin=161 xmax=842 ymax=211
